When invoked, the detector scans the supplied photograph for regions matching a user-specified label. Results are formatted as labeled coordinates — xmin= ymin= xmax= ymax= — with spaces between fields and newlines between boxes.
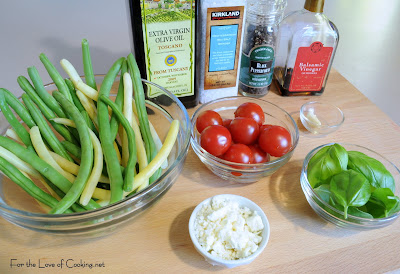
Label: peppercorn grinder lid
xmin=304 ymin=0 xmax=324 ymax=13
xmin=247 ymin=0 xmax=287 ymax=16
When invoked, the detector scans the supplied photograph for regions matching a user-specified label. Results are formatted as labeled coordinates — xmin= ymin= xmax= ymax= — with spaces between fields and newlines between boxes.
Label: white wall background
xmin=1 ymin=0 xmax=399 ymax=124
xmin=0 ymin=0 xmax=132 ymax=97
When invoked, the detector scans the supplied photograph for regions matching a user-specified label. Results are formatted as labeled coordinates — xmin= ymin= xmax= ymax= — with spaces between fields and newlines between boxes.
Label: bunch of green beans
xmin=0 ymin=39 xmax=171 ymax=214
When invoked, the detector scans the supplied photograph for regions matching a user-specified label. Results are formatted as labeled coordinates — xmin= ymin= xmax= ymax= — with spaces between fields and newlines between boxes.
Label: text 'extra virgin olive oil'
xmin=129 ymin=0 xmax=199 ymax=108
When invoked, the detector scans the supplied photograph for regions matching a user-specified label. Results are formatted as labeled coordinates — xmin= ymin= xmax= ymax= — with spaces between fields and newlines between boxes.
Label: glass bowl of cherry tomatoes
xmin=190 ymin=96 xmax=299 ymax=183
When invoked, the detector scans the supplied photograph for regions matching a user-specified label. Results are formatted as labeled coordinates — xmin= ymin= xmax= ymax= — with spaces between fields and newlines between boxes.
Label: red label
xmin=289 ymin=42 xmax=333 ymax=92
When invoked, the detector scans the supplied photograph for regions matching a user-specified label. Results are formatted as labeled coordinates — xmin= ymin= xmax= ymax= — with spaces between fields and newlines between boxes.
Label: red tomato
xmin=234 ymin=102 xmax=265 ymax=126
xmin=258 ymin=125 xmax=292 ymax=157
xmin=229 ymin=117 xmax=260 ymax=145
xmin=196 ymin=110 xmax=223 ymax=133
xmin=249 ymin=144 xmax=270 ymax=163
xmin=260 ymin=124 xmax=273 ymax=132
xmin=222 ymin=118 xmax=232 ymax=129
xmin=200 ymin=125 xmax=232 ymax=156
xmin=222 ymin=144 xmax=253 ymax=164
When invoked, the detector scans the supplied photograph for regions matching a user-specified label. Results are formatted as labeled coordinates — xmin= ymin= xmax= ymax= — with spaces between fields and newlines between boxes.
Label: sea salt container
xmin=198 ymin=0 xmax=247 ymax=104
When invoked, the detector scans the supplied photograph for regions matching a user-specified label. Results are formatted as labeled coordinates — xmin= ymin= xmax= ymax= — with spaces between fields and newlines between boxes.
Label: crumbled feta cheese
xmin=194 ymin=196 xmax=264 ymax=260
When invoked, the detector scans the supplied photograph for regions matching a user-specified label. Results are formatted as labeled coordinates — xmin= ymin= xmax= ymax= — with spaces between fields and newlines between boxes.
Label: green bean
xmin=81 ymin=110 xmax=98 ymax=136
xmin=0 ymin=136 xmax=99 ymax=211
xmin=110 ymin=59 xmax=128 ymax=140
xmin=97 ymin=57 xmax=125 ymax=203
xmin=44 ymin=179 xmax=86 ymax=213
xmin=17 ymin=76 xmax=78 ymax=145
xmin=61 ymin=140 xmax=81 ymax=159
xmin=149 ymin=165 xmax=162 ymax=184
xmin=64 ymin=78 xmax=86 ymax=142
xmin=65 ymin=78 xmax=85 ymax=112
xmin=51 ymin=91 xmax=95 ymax=214
xmin=63 ymin=140 xmax=125 ymax=179
xmin=0 ymin=89 xmax=32 ymax=147
xmin=127 ymin=54 xmax=161 ymax=183
xmin=22 ymin=94 xmax=73 ymax=162
xmin=39 ymin=53 xmax=73 ymax=102
xmin=1 ymin=88 xmax=35 ymax=128
xmin=82 ymin=39 xmax=97 ymax=90
xmin=127 ymin=53 xmax=157 ymax=163
xmin=0 ymin=156 xmax=74 ymax=213
xmin=27 ymin=66 xmax=67 ymax=118
xmin=100 ymin=95 xmax=137 ymax=192
xmin=17 ymin=77 xmax=53 ymax=122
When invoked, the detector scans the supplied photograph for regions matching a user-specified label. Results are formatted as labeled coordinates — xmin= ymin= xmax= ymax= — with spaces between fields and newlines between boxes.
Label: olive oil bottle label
xmin=140 ymin=1 xmax=195 ymax=98
xmin=289 ymin=42 xmax=333 ymax=92
xmin=239 ymin=46 xmax=274 ymax=88
xmin=203 ymin=6 xmax=244 ymax=90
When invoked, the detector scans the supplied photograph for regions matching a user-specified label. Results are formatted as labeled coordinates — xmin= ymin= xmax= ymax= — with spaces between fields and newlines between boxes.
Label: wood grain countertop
xmin=1 ymin=69 xmax=399 ymax=273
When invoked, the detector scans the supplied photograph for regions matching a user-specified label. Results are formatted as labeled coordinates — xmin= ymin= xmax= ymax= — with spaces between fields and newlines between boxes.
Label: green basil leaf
xmin=347 ymin=206 xmax=374 ymax=219
xmin=330 ymin=170 xmax=371 ymax=219
xmin=366 ymin=188 xmax=400 ymax=218
xmin=314 ymin=184 xmax=331 ymax=204
xmin=308 ymin=144 xmax=348 ymax=188
xmin=348 ymin=151 xmax=395 ymax=192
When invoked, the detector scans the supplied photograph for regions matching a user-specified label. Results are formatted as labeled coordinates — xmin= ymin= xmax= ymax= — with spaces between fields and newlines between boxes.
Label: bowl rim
xmin=300 ymin=101 xmax=345 ymax=129
xmin=0 ymin=74 xmax=192 ymax=219
xmin=188 ymin=194 xmax=270 ymax=266
xmin=190 ymin=96 xmax=300 ymax=169
xmin=302 ymin=142 xmax=400 ymax=223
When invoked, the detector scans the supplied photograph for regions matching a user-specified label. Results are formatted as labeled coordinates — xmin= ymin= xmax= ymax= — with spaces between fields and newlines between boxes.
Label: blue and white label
xmin=209 ymin=24 xmax=239 ymax=72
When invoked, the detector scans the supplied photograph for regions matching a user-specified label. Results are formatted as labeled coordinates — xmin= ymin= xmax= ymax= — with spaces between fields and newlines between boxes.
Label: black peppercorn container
xmin=238 ymin=0 xmax=287 ymax=98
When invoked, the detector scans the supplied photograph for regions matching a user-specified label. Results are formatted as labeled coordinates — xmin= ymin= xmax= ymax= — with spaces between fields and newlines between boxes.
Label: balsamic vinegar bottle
xmin=274 ymin=0 xmax=339 ymax=96
xmin=129 ymin=0 xmax=199 ymax=108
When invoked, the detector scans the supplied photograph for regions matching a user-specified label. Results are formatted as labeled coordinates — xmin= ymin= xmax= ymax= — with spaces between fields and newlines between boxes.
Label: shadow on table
xmin=168 ymin=207 xmax=224 ymax=271
xmin=179 ymin=148 xmax=247 ymax=190
xmin=0 ymin=202 xmax=155 ymax=247
xmin=268 ymin=159 xmax=359 ymax=238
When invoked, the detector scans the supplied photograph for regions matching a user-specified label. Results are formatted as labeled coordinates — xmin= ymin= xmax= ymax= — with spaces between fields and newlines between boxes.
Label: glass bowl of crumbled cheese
xmin=188 ymin=194 xmax=270 ymax=268
xmin=300 ymin=101 xmax=344 ymax=137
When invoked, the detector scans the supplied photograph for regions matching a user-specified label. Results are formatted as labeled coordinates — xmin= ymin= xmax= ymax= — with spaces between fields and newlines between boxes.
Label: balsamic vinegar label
xmin=140 ymin=1 xmax=195 ymax=98
xmin=290 ymin=42 xmax=333 ymax=92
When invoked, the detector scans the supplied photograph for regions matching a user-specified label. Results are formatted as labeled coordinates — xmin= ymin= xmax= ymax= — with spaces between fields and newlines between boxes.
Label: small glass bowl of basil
xmin=301 ymin=143 xmax=400 ymax=229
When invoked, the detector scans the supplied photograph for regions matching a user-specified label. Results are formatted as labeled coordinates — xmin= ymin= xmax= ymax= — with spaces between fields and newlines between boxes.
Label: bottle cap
xmin=247 ymin=0 xmax=287 ymax=16
xmin=304 ymin=0 xmax=324 ymax=13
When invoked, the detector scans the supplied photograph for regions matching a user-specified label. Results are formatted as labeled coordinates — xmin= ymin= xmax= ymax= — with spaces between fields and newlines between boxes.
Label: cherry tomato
xmin=249 ymin=144 xmax=270 ymax=163
xmin=229 ymin=117 xmax=260 ymax=145
xmin=222 ymin=118 xmax=232 ymax=129
xmin=234 ymin=102 xmax=265 ymax=126
xmin=196 ymin=110 xmax=223 ymax=133
xmin=258 ymin=125 xmax=292 ymax=157
xmin=200 ymin=125 xmax=232 ymax=156
xmin=260 ymin=124 xmax=273 ymax=132
xmin=222 ymin=144 xmax=253 ymax=164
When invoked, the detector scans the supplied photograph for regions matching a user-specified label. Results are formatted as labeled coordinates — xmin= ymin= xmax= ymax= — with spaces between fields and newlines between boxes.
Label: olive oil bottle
xmin=129 ymin=0 xmax=199 ymax=108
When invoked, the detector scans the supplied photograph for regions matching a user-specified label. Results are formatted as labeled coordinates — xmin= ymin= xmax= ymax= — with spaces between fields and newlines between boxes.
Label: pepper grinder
xmin=238 ymin=0 xmax=287 ymax=98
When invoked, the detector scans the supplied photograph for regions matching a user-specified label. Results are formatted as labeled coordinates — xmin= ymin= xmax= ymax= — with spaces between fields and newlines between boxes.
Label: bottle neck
xmin=304 ymin=0 xmax=324 ymax=13
xmin=246 ymin=0 xmax=287 ymax=25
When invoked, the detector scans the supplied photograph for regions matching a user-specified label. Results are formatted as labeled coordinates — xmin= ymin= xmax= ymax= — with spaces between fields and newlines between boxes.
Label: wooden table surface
xmin=1 ymin=69 xmax=400 ymax=273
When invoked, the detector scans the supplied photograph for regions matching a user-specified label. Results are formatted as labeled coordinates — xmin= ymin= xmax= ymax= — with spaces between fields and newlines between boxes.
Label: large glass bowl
xmin=301 ymin=143 xmax=400 ymax=229
xmin=0 ymin=75 xmax=191 ymax=235
xmin=190 ymin=96 xmax=299 ymax=183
